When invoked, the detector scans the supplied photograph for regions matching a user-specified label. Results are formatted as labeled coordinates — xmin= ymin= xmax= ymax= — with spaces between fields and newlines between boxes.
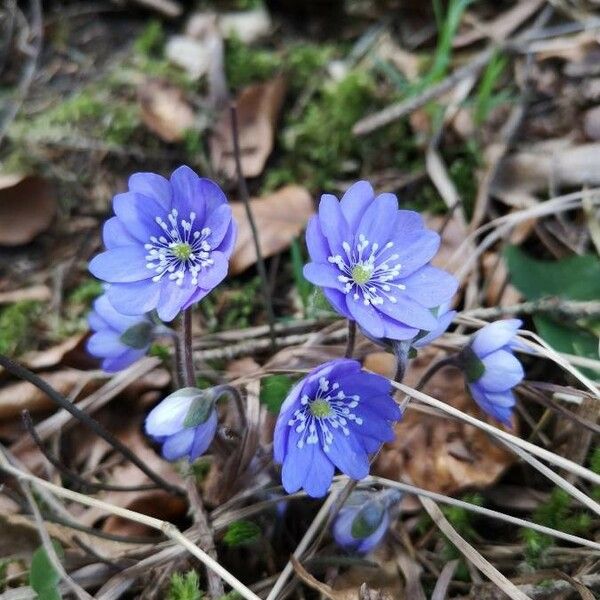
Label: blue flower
xmin=303 ymin=181 xmax=457 ymax=341
xmin=87 ymin=293 xmax=155 ymax=372
xmin=145 ymin=387 xmax=218 ymax=461
xmin=274 ymin=359 xmax=401 ymax=498
xmin=332 ymin=489 xmax=402 ymax=554
xmin=412 ymin=303 xmax=456 ymax=348
xmin=464 ymin=319 xmax=524 ymax=426
xmin=89 ymin=166 xmax=237 ymax=322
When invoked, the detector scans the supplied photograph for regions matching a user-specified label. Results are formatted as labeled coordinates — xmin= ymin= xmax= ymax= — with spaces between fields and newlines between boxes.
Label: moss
xmin=167 ymin=571 xmax=203 ymax=600
xmin=68 ymin=279 xmax=103 ymax=306
xmin=0 ymin=301 xmax=42 ymax=356
xmin=134 ymin=20 xmax=165 ymax=57
xmin=223 ymin=520 xmax=261 ymax=546
xmin=225 ymin=34 xmax=281 ymax=90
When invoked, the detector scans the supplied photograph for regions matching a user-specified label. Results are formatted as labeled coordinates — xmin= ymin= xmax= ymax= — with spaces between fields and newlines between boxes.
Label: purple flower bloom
xmin=464 ymin=319 xmax=524 ymax=426
xmin=332 ymin=489 xmax=401 ymax=554
xmin=87 ymin=293 xmax=155 ymax=372
xmin=145 ymin=387 xmax=218 ymax=461
xmin=274 ymin=359 xmax=401 ymax=498
xmin=89 ymin=166 xmax=237 ymax=322
xmin=303 ymin=181 xmax=457 ymax=341
xmin=412 ymin=303 xmax=456 ymax=348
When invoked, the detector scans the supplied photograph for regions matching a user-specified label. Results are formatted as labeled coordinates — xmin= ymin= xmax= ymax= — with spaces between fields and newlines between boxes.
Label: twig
xmin=186 ymin=478 xmax=224 ymax=599
xmin=344 ymin=320 xmax=356 ymax=359
xmin=229 ymin=103 xmax=277 ymax=351
xmin=20 ymin=481 xmax=94 ymax=600
xmin=364 ymin=476 xmax=600 ymax=551
xmin=419 ymin=496 xmax=531 ymax=600
xmin=460 ymin=298 xmax=600 ymax=320
xmin=0 ymin=354 xmax=183 ymax=496
xmin=0 ymin=446 xmax=262 ymax=600
xmin=265 ymin=483 xmax=342 ymax=600
xmin=21 ymin=411 xmax=160 ymax=493
xmin=128 ymin=0 xmax=182 ymax=18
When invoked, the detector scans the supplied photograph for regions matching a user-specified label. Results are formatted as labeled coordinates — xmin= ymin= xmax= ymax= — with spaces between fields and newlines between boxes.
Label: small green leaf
xmin=260 ymin=375 xmax=294 ymax=415
xmin=350 ymin=502 xmax=385 ymax=540
xmin=119 ymin=321 xmax=154 ymax=349
xmin=167 ymin=570 xmax=203 ymax=600
xmin=29 ymin=542 xmax=63 ymax=600
xmin=462 ymin=347 xmax=485 ymax=382
xmin=223 ymin=520 xmax=261 ymax=546
xmin=504 ymin=246 xmax=600 ymax=301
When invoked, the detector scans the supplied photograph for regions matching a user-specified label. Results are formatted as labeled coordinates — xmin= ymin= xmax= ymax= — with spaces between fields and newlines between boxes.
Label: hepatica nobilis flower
xmin=87 ymin=293 xmax=156 ymax=372
xmin=332 ymin=489 xmax=402 ymax=554
xmin=89 ymin=166 xmax=237 ymax=322
xmin=412 ymin=303 xmax=456 ymax=349
xmin=274 ymin=359 xmax=401 ymax=498
xmin=145 ymin=387 xmax=218 ymax=461
xmin=303 ymin=181 xmax=457 ymax=341
xmin=462 ymin=319 xmax=524 ymax=426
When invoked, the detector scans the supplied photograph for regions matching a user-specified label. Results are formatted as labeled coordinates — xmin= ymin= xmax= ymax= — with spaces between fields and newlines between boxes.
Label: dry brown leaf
xmin=138 ymin=80 xmax=195 ymax=143
xmin=368 ymin=347 xmax=515 ymax=497
xmin=493 ymin=141 xmax=600 ymax=194
xmin=230 ymin=185 xmax=313 ymax=274
xmin=210 ymin=76 xmax=287 ymax=178
xmin=0 ymin=175 xmax=57 ymax=246
xmin=481 ymin=252 xmax=521 ymax=308
xmin=20 ymin=334 xmax=85 ymax=371
xmin=0 ymin=370 xmax=87 ymax=420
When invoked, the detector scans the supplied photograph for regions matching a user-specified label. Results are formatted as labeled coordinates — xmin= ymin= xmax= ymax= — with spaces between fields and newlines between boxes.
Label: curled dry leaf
xmin=210 ymin=76 xmax=287 ymax=179
xmin=230 ymin=185 xmax=313 ymax=274
xmin=0 ymin=175 xmax=57 ymax=246
xmin=366 ymin=348 xmax=515 ymax=498
xmin=138 ymin=80 xmax=195 ymax=143
xmin=20 ymin=334 xmax=85 ymax=371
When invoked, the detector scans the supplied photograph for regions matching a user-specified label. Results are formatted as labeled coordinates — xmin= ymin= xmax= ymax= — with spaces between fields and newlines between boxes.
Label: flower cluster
xmin=274 ymin=360 xmax=401 ymax=498
xmin=304 ymin=181 xmax=457 ymax=341
xmin=462 ymin=319 xmax=524 ymax=426
xmin=89 ymin=166 xmax=236 ymax=322
xmin=332 ymin=489 xmax=402 ymax=554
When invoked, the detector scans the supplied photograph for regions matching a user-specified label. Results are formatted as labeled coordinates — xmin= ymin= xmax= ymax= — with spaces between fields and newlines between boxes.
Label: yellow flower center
xmin=309 ymin=399 xmax=332 ymax=418
xmin=351 ymin=264 xmax=372 ymax=284
xmin=172 ymin=242 xmax=192 ymax=261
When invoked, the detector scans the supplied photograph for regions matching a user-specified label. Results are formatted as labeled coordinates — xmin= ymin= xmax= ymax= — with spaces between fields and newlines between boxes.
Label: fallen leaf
xmin=230 ymin=185 xmax=313 ymax=274
xmin=0 ymin=175 xmax=57 ymax=246
xmin=0 ymin=370 xmax=88 ymax=420
xmin=138 ymin=80 xmax=195 ymax=143
xmin=481 ymin=251 xmax=521 ymax=308
xmin=369 ymin=347 xmax=516 ymax=497
xmin=210 ymin=76 xmax=287 ymax=179
xmin=20 ymin=334 xmax=85 ymax=371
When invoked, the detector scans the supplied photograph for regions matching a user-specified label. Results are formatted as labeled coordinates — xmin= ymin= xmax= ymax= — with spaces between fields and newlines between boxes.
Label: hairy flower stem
xmin=230 ymin=103 xmax=277 ymax=352
xmin=0 ymin=354 xmax=183 ymax=496
xmin=180 ymin=312 xmax=225 ymax=599
xmin=181 ymin=308 xmax=196 ymax=387
xmin=344 ymin=320 xmax=356 ymax=358
xmin=392 ymin=340 xmax=412 ymax=383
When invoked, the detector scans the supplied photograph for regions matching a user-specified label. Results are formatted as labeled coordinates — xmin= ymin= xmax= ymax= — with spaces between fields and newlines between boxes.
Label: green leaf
xmin=260 ymin=375 xmax=294 ymax=415
xmin=504 ymin=246 xmax=600 ymax=301
xmin=533 ymin=316 xmax=599 ymax=377
xmin=29 ymin=542 xmax=63 ymax=600
xmin=223 ymin=520 xmax=261 ymax=547
xmin=119 ymin=321 xmax=154 ymax=349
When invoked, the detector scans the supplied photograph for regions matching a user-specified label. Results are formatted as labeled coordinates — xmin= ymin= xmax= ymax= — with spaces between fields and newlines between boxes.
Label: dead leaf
xmin=584 ymin=105 xmax=600 ymax=140
xmin=226 ymin=357 xmax=261 ymax=379
xmin=0 ymin=175 xmax=57 ymax=246
xmin=369 ymin=347 xmax=516 ymax=497
xmin=0 ymin=285 xmax=51 ymax=304
xmin=481 ymin=252 xmax=521 ymax=308
xmin=210 ymin=76 xmax=287 ymax=179
xmin=230 ymin=185 xmax=313 ymax=274
xmin=138 ymin=80 xmax=195 ymax=143
xmin=0 ymin=370 xmax=87 ymax=420
xmin=20 ymin=334 xmax=85 ymax=371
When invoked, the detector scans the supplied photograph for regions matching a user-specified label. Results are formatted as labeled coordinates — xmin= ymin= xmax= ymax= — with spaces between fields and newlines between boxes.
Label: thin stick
xmin=186 ymin=478 xmax=225 ymax=598
xmin=0 ymin=354 xmax=183 ymax=496
xmin=0 ymin=448 xmax=261 ymax=600
xmin=365 ymin=476 xmax=600 ymax=551
xmin=344 ymin=320 xmax=356 ymax=358
xmin=21 ymin=481 xmax=94 ymax=600
xmin=181 ymin=309 xmax=196 ymax=387
xmin=419 ymin=496 xmax=531 ymax=600
xmin=390 ymin=380 xmax=600 ymax=486
xmin=21 ymin=410 xmax=160 ymax=493
xmin=265 ymin=483 xmax=342 ymax=600
xmin=229 ymin=103 xmax=277 ymax=351
xmin=461 ymin=299 xmax=600 ymax=321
